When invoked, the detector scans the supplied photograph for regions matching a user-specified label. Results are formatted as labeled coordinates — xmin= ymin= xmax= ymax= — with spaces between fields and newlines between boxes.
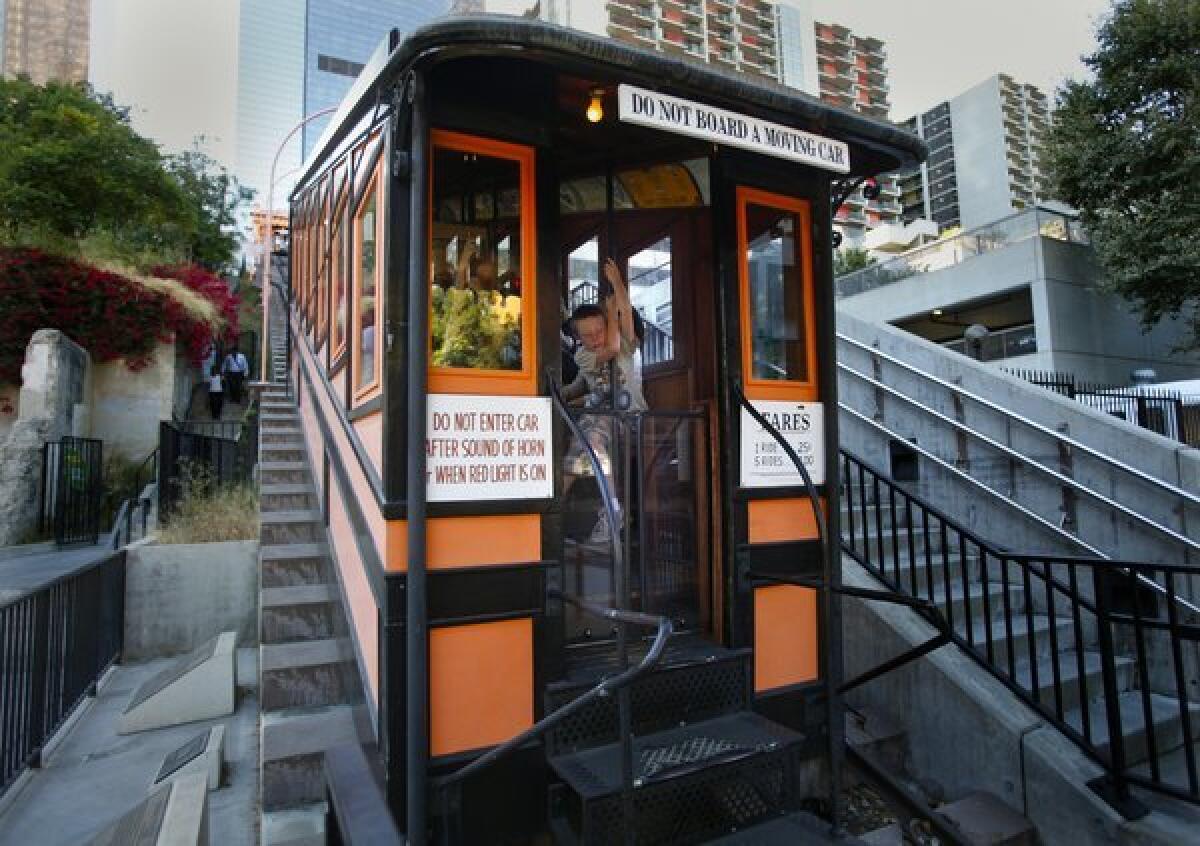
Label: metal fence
xmin=1007 ymin=369 xmax=1200 ymax=447
xmin=40 ymin=437 xmax=104 ymax=546
xmin=0 ymin=550 xmax=125 ymax=797
xmin=836 ymin=207 xmax=1090 ymax=299
xmin=158 ymin=412 xmax=258 ymax=519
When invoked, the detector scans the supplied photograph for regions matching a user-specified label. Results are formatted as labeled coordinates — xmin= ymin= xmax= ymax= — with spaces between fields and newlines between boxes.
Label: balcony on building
xmin=607 ymin=0 xmax=656 ymax=26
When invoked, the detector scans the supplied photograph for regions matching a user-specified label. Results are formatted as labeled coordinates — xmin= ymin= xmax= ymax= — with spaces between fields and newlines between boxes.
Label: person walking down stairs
xmin=223 ymin=343 xmax=250 ymax=405
xmin=208 ymin=370 xmax=225 ymax=421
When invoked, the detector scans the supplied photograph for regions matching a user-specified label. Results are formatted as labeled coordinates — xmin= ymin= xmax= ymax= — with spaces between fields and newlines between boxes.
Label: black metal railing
xmin=1007 ymin=367 xmax=1200 ymax=447
xmin=158 ymin=407 xmax=258 ymax=520
xmin=0 ymin=549 xmax=125 ymax=797
xmin=110 ymin=448 xmax=158 ymax=550
xmin=840 ymin=448 xmax=1200 ymax=814
xmin=40 ymin=437 xmax=103 ymax=546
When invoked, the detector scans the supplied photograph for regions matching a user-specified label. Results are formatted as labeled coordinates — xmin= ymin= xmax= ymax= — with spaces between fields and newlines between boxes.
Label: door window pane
xmin=567 ymin=237 xmax=599 ymax=309
xmin=430 ymin=146 xmax=523 ymax=371
xmin=627 ymin=237 xmax=674 ymax=366
xmin=745 ymin=203 xmax=808 ymax=382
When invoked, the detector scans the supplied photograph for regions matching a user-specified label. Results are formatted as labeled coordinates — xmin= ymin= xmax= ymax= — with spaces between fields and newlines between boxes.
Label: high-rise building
xmin=2 ymin=0 xmax=90 ymax=83
xmin=899 ymin=74 xmax=1053 ymax=232
xmin=236 ymin=0 xmax=306 ymax=225
xmin=302 ymin=0 xmax=450 ymax=157
xmin=776 ymin=4 xmax=900 ymax=244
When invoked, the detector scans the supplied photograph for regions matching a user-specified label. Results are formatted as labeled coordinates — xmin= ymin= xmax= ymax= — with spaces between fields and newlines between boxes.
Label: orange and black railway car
xmin=276 ymin=15 xmax=923 ymax=845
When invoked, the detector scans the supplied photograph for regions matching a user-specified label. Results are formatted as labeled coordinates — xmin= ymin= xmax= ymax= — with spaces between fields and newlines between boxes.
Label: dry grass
xmin=158 ymin=464 xmax=259 ymax=544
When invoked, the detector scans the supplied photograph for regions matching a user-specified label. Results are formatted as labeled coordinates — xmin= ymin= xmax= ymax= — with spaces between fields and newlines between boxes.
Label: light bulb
xmin=586 ymin=89 xmax=604 ymax=123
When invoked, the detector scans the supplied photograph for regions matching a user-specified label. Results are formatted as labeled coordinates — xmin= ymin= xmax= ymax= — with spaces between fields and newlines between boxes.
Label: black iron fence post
xmin=26 ymin=590 xmax=50 ymax=770
xmin=1089 ymin=567 xmax=1148 ymax=818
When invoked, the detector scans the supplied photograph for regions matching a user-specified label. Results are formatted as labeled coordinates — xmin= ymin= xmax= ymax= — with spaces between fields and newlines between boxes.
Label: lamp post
xmin=260 ymin=107 xmax=337 ymax=382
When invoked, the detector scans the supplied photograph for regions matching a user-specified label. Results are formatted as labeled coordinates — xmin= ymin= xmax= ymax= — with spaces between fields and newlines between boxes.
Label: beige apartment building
xmin=1 ymin=0 xmax=90 ymax=84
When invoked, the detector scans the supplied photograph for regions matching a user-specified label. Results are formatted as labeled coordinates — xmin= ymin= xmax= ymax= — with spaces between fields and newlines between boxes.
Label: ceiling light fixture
xmin=586 ymin=88 xmax=604 ymax=123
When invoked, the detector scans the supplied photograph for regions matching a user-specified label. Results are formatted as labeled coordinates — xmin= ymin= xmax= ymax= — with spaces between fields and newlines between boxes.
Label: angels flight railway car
xmin=271 ymin=14 xmax=923 ymax=845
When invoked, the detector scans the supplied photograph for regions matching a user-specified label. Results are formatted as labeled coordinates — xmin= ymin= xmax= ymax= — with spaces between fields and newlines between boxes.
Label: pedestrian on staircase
xmin=208 ymin=370 xmax=225 ymax=420
xmin=223 ymin=343 xmax=249 ymax=405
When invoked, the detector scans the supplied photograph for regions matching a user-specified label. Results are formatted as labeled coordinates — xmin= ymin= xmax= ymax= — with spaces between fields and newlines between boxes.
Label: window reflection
xmin=746 ymin=203 xmax=807 ymax=382
xmin=356 ymin=190 xmax=377 ymax=390
xmin=430 ymin=147 xmax=523 ymax=371
xmin=627 ymin=237 xmax=674 ymax=366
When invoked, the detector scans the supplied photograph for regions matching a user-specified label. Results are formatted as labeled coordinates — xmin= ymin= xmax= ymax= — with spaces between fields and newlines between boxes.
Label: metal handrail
xmin=840 ymin=450 xmax=1200 ymax=812
xmin=840 ymin=406 xmax=1200 ymax=618
xmin=837 ymin=349 xmax=1200 ymax=555
xmin=837 ymin=332 xmax=1200 ymax=509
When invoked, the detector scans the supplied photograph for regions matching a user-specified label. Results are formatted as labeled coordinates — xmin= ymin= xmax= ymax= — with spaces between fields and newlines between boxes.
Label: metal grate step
xmin=548 ymin=711 xmax=806 ymax=845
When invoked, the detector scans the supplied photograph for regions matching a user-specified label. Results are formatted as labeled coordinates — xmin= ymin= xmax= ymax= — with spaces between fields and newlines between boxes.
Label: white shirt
xmin=223 ymin=352 xmax=248 ymax=374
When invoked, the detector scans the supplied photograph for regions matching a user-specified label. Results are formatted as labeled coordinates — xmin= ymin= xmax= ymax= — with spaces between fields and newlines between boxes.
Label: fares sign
xmin=618 ymin=84 xmax=851 ymax=174
xmin=740 ymin=401 xmax=826 ymax=488
xmin=426 ymin=394 xmax=553 ymax=502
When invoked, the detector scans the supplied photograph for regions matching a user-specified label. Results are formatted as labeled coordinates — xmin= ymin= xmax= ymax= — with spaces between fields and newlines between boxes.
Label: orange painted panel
xmin=430 ymin=618 xmax=533 ymax=756
xmin=386 ymin=514 xmax=541 ymax=572
xmin=754 ymin=585 xmax=819 ymax=691
xmin=748 ymin=497 xmax=825 ymax=544
xmin=353 ymin=411 xmax=383 ymax=478
xmin=328 ymin=478 xmax=380 ymax=701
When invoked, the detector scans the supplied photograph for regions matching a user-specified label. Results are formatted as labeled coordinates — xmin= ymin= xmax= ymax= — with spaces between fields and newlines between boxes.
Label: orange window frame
xmin=317 ymin=192 xmax=331 ymax=350
xmin=350 ymin=158 xmax=384 ymax=404
xmin=428 ymin=129 xmax=538 ymax=397
xmin=736 ymin=186 xmax=819 ymax=402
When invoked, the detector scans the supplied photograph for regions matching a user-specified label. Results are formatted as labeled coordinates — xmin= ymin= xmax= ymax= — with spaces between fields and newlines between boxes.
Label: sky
xmin=808 ymin=0 xmax=1113 ymax=119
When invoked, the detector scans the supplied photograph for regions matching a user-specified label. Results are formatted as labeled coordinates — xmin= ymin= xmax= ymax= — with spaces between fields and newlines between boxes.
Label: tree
xmin=0 ymin=77 xmax=250 ymax=272
xmin=833 ymin=246 xmax=876 ymax=277
xmin=1046 ymin=0 xmax=1200 ymax=344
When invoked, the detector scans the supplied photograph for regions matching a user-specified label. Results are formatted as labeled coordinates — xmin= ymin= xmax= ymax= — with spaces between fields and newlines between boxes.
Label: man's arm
xmin=603 ymin=258 xmax=637 ymax=346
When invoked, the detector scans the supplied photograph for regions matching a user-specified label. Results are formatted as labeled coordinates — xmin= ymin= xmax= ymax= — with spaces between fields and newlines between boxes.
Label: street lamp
xmin=963 ymin=323 xmax=990 ymax=361
xmin=259 ymin=106 xmax=337 ymax=383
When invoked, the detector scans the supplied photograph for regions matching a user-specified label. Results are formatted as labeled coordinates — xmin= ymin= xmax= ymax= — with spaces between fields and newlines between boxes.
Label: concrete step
xmin=261 ymin=704 xmax=363 ymax=810
xmin=1005 ymin=650 xmax=1136 ymax=717
xmin=261 ymin=543 xmax=331 ymax=588
xmin=261 ymin=443 xmax=306 ymax=462
xmin=969 ymin=614 xmax=1076 ymax=665
xmin=261 ymin=483 xmax=316 ymax=512
xmin=261 ymin=510 xmax=324 ymax=545
xmin=261 ymin=637 xmax=358 ymax=710
xmin=261 ymin=584 xmax=341 ymax=644
xmin=1065 ymin=691 xmax=1200 ymax=768
xmin=261 ymin=461 xmax=311 ymax=486
xmin=934 ymin=791 xmax=1036 ymax=846
xmin=262 ymin=427 xmax=304 ymax=444
xmin=260 ymin=412 xmax=298 ymax=424
xmin=261 ymin=806 xmax=326 ymax=846
xmin=858 ymin=824 xmax=902 ymax=845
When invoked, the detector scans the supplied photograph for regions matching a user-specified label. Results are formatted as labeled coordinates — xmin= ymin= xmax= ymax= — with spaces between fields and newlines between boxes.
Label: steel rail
xmin=838 ymin=361 xmax=1200 ymax=554
xmin=837 ymin=332 xmax=1200 ymax=508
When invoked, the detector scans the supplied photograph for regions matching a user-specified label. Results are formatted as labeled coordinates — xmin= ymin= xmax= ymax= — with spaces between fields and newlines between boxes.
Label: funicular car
xmin=275 ymin=14 xmax=924 ymax=844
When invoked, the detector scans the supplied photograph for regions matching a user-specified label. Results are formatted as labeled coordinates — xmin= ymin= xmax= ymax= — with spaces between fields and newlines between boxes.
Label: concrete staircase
xmin=842 ymin=495 xmax=1200 ymax=843
xmin=257 ymin=307 xmax=364 ymax=844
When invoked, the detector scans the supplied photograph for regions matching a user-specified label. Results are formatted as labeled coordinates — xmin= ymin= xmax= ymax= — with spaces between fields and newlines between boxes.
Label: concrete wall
xmin=0 ymin=331 xmax=91 ymax=545
xmin=91 ymin=341 xmax=197 ymax=461
xmin=837 ymin=310 xmax=1200 ymax=582
xmin=123 ymin=539 xmax=258 ymax=660
xmin=838 ymin=235 xmax=1200 ymax=386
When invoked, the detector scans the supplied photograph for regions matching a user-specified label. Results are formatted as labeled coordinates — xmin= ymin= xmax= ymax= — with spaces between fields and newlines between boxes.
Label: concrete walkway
xmin=0 ymin=537 xmax=116 ymax=602
xmin=0 ymin=649 xmax=260 ymax=846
